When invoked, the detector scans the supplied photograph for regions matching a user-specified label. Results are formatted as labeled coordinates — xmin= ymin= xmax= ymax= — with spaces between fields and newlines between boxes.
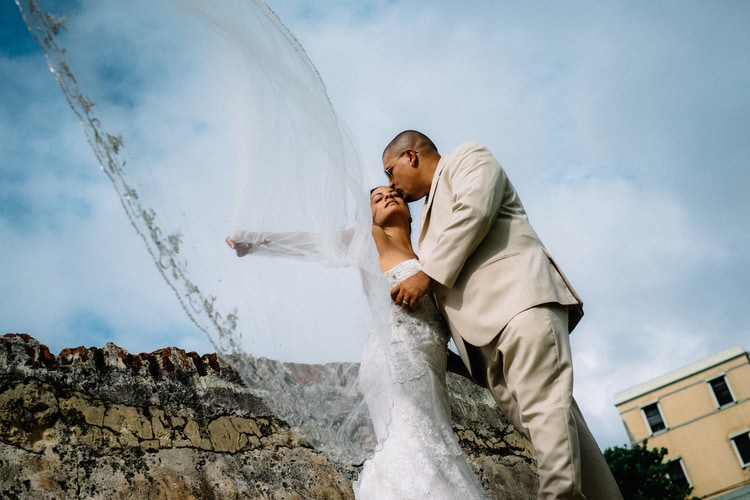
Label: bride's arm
xmin=226 ymin=228 xmax=356 ymax=260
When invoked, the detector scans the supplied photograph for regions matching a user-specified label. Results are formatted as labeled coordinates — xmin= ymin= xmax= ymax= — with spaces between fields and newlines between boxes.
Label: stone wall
xmin=0 ymin=333 xmax=538 ymax=498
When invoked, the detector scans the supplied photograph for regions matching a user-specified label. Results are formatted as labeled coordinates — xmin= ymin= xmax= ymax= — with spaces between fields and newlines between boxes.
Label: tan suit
xmin=418 ymin=142 xmax=622 ymax=499
xmin=419 ymin=142 xmax=582 ymax=348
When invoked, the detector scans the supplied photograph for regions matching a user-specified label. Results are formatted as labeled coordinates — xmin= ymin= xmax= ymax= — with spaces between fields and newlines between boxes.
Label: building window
xmin=642 ymin=402 xmax=666 ymax=433
xmin=665 ymin=458 xmax=690 ymax=488
xmin=730 ymin=431 xmax=750 ymax=467
xmin=708 ymin=375 xmax=735 ymax=407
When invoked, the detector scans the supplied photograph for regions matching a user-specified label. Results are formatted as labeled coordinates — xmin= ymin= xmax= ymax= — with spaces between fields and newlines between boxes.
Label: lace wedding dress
xmin=354 ymin=259 xmax=489 ymax=499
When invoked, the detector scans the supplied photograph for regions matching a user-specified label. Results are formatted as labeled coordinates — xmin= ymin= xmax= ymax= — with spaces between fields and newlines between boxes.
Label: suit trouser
xmin=468 ymin=304 xmax=622 ymax=500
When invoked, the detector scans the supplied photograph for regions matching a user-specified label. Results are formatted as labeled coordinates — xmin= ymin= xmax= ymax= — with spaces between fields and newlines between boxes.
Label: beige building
xmin=614 ymin=346 xmax=750 ymax=499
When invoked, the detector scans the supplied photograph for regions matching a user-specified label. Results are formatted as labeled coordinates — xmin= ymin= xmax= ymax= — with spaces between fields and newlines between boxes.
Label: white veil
xmin=17 ymin=0 xmax=394 ymax=464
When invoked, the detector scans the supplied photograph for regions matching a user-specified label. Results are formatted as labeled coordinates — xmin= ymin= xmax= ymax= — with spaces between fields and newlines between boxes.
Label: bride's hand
xmin=225 ymin=235 xmax=253 ymax=257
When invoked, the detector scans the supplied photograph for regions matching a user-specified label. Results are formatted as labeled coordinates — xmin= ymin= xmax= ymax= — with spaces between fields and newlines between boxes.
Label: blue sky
xmin=2 ymin=0 xmax=749 ymax=451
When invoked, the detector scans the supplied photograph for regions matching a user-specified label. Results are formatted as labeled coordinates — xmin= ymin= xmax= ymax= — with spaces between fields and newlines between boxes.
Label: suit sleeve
xmin=421 ymin=143 xmax=505 ymax=288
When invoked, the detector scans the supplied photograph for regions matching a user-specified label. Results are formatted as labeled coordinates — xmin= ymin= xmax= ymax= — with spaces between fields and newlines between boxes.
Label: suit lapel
xmin=419 ymin=157 xmax=446 ymax=243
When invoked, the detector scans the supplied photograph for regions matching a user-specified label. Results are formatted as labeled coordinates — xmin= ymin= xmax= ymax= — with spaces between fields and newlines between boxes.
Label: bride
xmin=227 ymin=187 xmax=488 ymax=499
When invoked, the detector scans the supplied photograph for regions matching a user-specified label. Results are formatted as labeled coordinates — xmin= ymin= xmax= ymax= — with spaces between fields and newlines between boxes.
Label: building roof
xmin=613 ymin=345 xmax=747 ymax=406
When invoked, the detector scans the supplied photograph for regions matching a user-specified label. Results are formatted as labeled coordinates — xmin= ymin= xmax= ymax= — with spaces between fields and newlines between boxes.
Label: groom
xmin=385 ymin=130 xmax=622 ymax=499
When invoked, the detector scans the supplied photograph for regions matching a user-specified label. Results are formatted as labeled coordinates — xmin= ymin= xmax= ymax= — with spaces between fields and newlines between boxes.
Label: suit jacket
xmin=419 ymin=142 xmax=583 ymax=354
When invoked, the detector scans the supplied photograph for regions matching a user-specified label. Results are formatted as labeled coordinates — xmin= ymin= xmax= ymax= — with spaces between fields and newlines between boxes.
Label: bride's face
xmin=370 ymin=187 xmax=410 ymax=225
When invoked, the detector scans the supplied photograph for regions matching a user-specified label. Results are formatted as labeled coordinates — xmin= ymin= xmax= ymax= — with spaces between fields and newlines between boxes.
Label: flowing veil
xmin=17 ymin=0 xmax=394 ymax=464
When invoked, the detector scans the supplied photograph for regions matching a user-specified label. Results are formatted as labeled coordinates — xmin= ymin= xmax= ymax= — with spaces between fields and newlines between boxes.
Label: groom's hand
xmin=391 ymin=270 xmax=433 ymax=309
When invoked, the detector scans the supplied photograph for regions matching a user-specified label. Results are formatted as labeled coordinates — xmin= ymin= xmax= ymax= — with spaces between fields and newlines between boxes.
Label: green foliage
xmin=603 ymin=441 xmax=698 ymax=500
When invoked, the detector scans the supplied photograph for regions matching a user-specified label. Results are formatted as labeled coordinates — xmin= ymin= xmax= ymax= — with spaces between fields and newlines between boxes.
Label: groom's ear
xmin=406 ymin=148 xmax=419 ymax=167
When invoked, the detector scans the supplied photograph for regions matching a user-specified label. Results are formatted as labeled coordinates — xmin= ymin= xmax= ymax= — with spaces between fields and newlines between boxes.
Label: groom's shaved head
xmin=383 ymin=130 xmax=438 ymax=160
